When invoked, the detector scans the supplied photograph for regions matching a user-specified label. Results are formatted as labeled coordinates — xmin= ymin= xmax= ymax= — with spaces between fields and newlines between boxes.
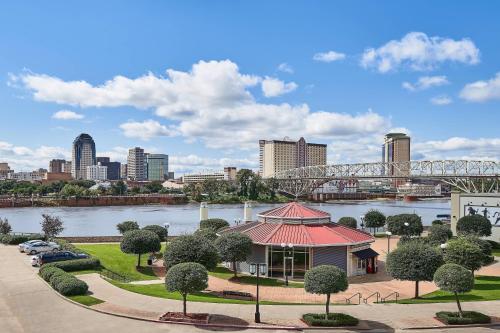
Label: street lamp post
xmin=281 ymin=243 xmax=293 ymax=286
xmin=249 ymin=263 xmax=267 ymax=323
xmin=163 ymin=223 xmax=170 ymax=247
xmin=385 ymin=231 xmax=392 ymax=254
xmin=359 ymin=215 xmax=365 ymax=231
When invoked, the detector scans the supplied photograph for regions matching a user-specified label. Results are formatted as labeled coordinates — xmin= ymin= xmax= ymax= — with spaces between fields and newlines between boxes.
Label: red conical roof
xmin=258 ymin=202 xmax=330 ymax=219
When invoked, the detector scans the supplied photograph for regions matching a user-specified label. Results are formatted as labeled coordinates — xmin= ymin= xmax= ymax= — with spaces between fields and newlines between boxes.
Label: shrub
xmin=199 ymin=218 xmax=230 ymax=231
xmin=214 ymin=232 xmax=253 ymax=277
xmin=40 ymin=266 xmax=64 ymax=281
xmin=302 ymin=313 xmax=359 ymax=327
xmin=386 ymin=241 xmax=443 ymax=298
xmin=428 ymin=224 xmax=452 ymax=246
xmin=120 ymin=229 xmax=161 ymax=268
xmin=164 ymin=234 xmax=219 ymax=270
xmin=142 ymin=225 xmax=168 ymax=241
xmin=49 ymin=272 xmax=69 ymax=289
xmin=456 ymin=215 xmax=492 ymax=237
xmin=386 ymin=214 xmax=423 ymax=237
xmin=57 ymin=277 xmax=89 ymax=296
xmin=0 ymin=218 xmax=12 ymax=234
xmin=165 ymin=262 xmax=208 ymax=316
xmin=464 ymin=235 xmax=494 ymax=265
xmin=46 ymin=258 xmax=100 ymax=272
xmin=52 ymin=239 xmax=79 ymax=253
xmin=487 ymin=240 xmax=500 ymax=249
xmin=363 ymin=210 xmax=386 ymax=233
xmin=337 ymin=217 xmax=357 ymax=229
xmin=193 ymin=228 xmax=218 ymax=242
xmin=1 ymin=234 xmax=29 ymax=245
xmin=436 ymin=311 xmax=491 ymax=325
xmin=431 ymin=219 xmax=444 ymax=226
xmin=27 ymin=233 xmax=46 ymax=241
xmin=444 ymin=237 xmax=484 ymax=273
xmin=116 ymin=220 xmax=140 ymax=235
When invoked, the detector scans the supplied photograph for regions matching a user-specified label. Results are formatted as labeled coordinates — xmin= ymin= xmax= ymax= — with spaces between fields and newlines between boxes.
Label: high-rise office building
xmin=259 ymin=137 xmax=327 ymax=178
xmin=382 ymin=133 xmax=411 ymax=179
xmin=0 ymin=163 xmax=13 ymax=179
xmin=224 ymin=167 xmax=237 ymax=181
xmin=49 ymin=159 xmax=66 ymax=173
xmin=97 ymin=156 xmax=121 ymax=180
xmin=86 ymin=163 xmax=108 ymax=181
xmin=63 ymin=161 xmax=72 ymax=173
xmin=127 ymin=147 xmax=146 ymax=181
xmin=145 ymin=154 xmax=169 ymax=181
xmin=71 ymin=133 xmax=96 ymax=180
xmin=120 ymin=164 xmax=128 ymax=180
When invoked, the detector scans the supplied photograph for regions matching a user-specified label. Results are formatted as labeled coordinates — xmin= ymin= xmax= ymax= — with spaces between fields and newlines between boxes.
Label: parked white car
xmin=18 ymin=240 xmax=45 ymax=253
xmin=24 ymin=242 xmax=60 ymax=255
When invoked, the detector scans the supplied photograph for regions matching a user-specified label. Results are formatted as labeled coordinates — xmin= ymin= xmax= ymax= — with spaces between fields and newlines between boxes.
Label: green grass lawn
xmin=68 ymin=295 xmax=105 ymax=306
xmin=109 ymin=280 xmax=313 ymax=305
xmin=76 ymin=243 xmax=165 ymax=281
xmin=396 ymin=276 xmax=500 ymax=304
xmin=492 ymin=248 xmax=500 ymax=257
xmin=209 ymin=266 xmax=304 ymax=288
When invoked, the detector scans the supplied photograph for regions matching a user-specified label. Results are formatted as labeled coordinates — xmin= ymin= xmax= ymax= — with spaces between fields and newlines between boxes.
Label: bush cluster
xmin=436 ymin=311 xmax=491 ymax=325
xmin=39 ymin=265 xmax=88 ymax=296
xmin=302 ymin=313 xmax=359 ymax=327
xmin=337 ymin=217 xmax=357 ymax=229
xmin=0 ymin=234 xmax=46 ymax=245
xmin=44 ymin=258 xmax=100 ymax=272
xmin=199 ymin=218 xmax=230 ymax=231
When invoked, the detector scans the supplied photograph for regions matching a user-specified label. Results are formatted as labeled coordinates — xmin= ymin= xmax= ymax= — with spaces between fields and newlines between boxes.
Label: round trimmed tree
xmin=443 ymin=237 xmax=484 ymax=274
xmin=386 ymin=241 xmax=443 ymax=298
xmin=165 ymin=262 xmax=208 ymax=316
xmin=337 ymin=217 xmax=357 ymax=229
xmin=456 ymin=215 xmax=492 ymax=237
xmin=193 ymin=228 xmax=218 ymax=242
xmin=143 ymin=225 xmax=168 ymax=242
xmin=363 ymin=210 xmax=386 ymax=234
xmin=214 ymin=232 xmax=253 ymax=277
xmin=386 ymin=214 xmax=423 ymax=237
xmin=428 ymin=224 xmax=452 ymax=246
xmin=164 ymin=234 xmax=219 ymax=270
xmin=120 ymin=229 xmax=161 ymax=268
xmin=434 ymin=263 xmax=474 ymax=318
xmin=304 ymin=265 xmax=348 ymax=318
xmin=199 ymin=218 xmax=229 ymax=231
xmin=117 ymin=220 xmax=139 ymax=235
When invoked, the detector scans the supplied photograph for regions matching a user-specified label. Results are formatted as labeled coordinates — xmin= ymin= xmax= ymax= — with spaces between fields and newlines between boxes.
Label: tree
xmin=386 ymin=242 xmax=443 ymax=298
xmin=337 ymin=217 xmax=357 ymax=229
xmin=363 ymin=210 xmax=386 ymax=234
xmin=41 ymin=214 xmax=64 ymax=240
xmin=0 ymin=218 xmax=12 ymax=234
xmin=145 ymin=181 xmax=164 ymax=193
xmin=214 ymin=233 xmax=253 ymax=277
xmin=142 ymin=225 xmax=168 ymax=242
xmin=464 ymin=235 xmax=494 ymax=265
xmin=386 ymin=214 xmax=423 ymax=237
xmin=304 ymin=265 xmax=348 ymax=318
xmin=236 ymin=169 xmax=254 ymax=197
xmin=193 ymin=228 xmax=218 ymax=242
xmin=164 ymin=234 xmax=219 ymax=270
xmin=456 ymin=215 xmax=492 ymax=237
xmin=433 ymin=264 xmax=474 ymax=318
xmin=110 ymin=180 xmax=127 ymax=195
xmin=444 ymin=237 xmax=484 ymax=274
xmin=116 ymin=221 xmax=140 ymax=234
xmin=432 ymin=219 xmax=444 ymax=226
xmin=59 ymin=184 xmax=86 ymax=198
xmin=120 ymin=229 xmax=161 ymax=268
xmin=199 ymin=218 xmax=229 ymax=231
xmin=427 ymin=224 xmax=452 ymax=246
xmin=165 ymin=262 xmax=208 ymax=316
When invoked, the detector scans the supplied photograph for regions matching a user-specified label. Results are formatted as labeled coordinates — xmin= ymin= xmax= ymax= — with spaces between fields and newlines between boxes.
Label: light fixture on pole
xmin=385 ymin=231 xmax=392 ymax=254
xmin=163 ymin=223 xmax=170 ymax=247
xmin=281 ymin=243 xmax=293 ymax=286
xmin=359 ymin=215 xmax=365 ymax=231
xmin=249 ymin=263 xmax=267 ymax=323
xmin=440 ymin=243 xmax=448 ymax=250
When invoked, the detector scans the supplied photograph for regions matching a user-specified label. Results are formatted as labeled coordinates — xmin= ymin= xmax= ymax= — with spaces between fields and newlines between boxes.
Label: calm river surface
xmin=0 ymin=199 xmax=450 ymax=236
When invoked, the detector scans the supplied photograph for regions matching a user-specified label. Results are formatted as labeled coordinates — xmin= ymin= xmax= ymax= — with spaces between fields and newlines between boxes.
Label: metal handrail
xmin=381 ymin=291 xmax=399 ymax=303
xmin=363 ymin=291 xmax=380 ymax=304
xmin=345 ymin=292 xmax=362 ymax=304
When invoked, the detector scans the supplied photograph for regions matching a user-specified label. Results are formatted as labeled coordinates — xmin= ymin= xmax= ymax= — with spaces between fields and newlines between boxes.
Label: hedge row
xmin=44 ymin=258 xmax=100 ymax=272
xmin=39 ymin=265 xmax=88 ymax=296
xmin=436 ymin=311 xmax=491 ymax=325
xmin=0 ymin=234 xmax=46 ymax=245
xmin=302 ymin=313 xmax=359 ymax=327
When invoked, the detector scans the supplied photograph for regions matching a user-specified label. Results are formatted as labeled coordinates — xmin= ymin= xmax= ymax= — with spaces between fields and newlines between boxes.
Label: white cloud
xmin=119 ymin=119 xmax=178 ymax=140
xmin=413 ymin=137 xmax=500 ymax=161
xmin=52 ymin=110 xmax=84 ymax=120
xmin=430 ymin=95 xmax=452 ymax=105
xmin=261 ymin=77 xmax=298 ymax=97
xmin=169 ymin=154 xmax=257 ymax=175
xmin=402 ymin=75 xmax=449 ymax=91
xmin=313 ymin=51 xmax=346 ymax=63
xmin=361 ymin=32 xmax=480 ymax=73
xmin=277 ymin=63 xmax=294 ymax=74
xmin=460 ymin=72 xmax=500 ymax=102
xmin=305 ymin=111 xmax=389 ymax=138
xmin=0 ymin=141 xmax=70 ymax=171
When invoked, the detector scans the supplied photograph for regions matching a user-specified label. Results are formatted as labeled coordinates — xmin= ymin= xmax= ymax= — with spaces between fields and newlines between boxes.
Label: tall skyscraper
xmin=127 ymin=147 xmax=146 ymax=181
xmin=382 ymin=133 xmax=411 ymax=179
xmin=145 ymin=154 xmax=169 ymax=181
xmin=97 ymin=156 xmax=121 ymax=180
xmin=259 ymin=137 xmax=327 ymax=178
xmin=49 ymin=159 xmax=66 ymax=173
xmin=120 ymin=164 xmax=128 ymax=180
xmin=71 ymin=133 xmax=96 ymax=180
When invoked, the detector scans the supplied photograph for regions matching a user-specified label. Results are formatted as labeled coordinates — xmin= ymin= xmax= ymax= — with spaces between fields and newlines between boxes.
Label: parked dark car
xmin=33 ymin=251 xmax=89 ymax=266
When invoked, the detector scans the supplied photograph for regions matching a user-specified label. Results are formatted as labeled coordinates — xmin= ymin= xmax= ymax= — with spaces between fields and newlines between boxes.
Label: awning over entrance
xmin=352 ymin=248 xmax=379 ymax=260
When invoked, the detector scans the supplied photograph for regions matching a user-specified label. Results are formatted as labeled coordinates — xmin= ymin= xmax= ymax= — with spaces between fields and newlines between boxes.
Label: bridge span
xmin=272 ymin=160 xmax=500 ymax=197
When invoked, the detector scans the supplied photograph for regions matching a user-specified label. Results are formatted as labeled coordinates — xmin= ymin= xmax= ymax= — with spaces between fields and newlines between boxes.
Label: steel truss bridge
xmin=272 ymin=160 xmax=500 ymax=197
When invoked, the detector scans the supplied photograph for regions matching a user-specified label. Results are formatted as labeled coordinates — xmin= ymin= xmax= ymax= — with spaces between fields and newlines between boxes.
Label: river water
xmin=0 ymin=199 xmax=450 ymax=236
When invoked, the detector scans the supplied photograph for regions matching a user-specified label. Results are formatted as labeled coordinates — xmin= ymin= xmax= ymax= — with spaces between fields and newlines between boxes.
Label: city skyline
xmin=1 ymin=2 xmax=500 ymax=173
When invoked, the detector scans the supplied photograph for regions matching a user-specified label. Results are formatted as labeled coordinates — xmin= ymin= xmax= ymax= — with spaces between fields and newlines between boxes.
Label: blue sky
xmin=1 ymin=1 xmax=500 ymax=173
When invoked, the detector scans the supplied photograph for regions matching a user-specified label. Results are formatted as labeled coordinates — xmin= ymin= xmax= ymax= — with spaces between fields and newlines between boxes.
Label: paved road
xmin=1 ymin=244 xmax=499 ymax=333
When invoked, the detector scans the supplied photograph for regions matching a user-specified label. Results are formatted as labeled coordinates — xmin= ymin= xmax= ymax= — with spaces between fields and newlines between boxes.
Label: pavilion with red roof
xmin=220 ymin=201 xmax=379 ymax=279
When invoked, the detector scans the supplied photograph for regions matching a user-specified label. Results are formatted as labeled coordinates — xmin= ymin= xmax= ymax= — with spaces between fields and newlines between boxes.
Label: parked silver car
xmin=18 ymin=240 xmax=45 ymax=253
xmin=24 ymin=241 xmax=60 ymax=255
